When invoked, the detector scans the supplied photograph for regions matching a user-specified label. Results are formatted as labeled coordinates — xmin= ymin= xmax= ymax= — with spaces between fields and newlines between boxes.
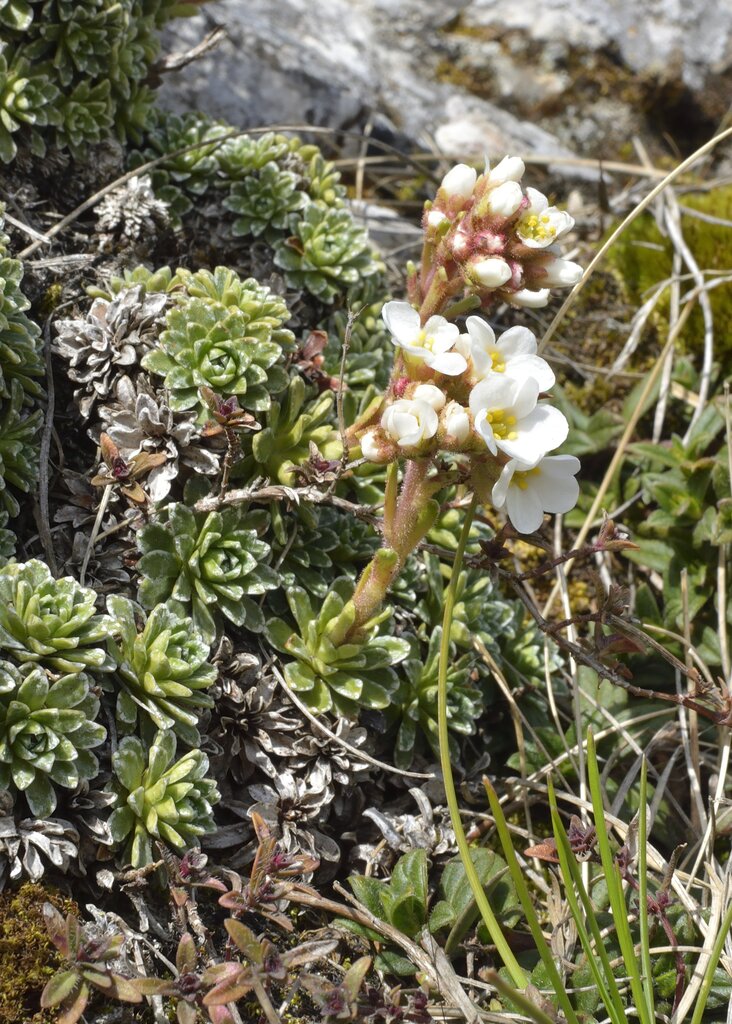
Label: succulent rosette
xmin=0 ymin=559 xmax=116 ymax=674
xmin=0 ymin=661 xmax=106 ymax=817
xmin=137 ymin=503 xmax=278 ymax=641
xmin=108 ymin=596 xmax=217 ymax=745
xmin=109 ymin=729 xmax=220 ymax=867
xmin=266 ymin=578 xmax=410 ymax=717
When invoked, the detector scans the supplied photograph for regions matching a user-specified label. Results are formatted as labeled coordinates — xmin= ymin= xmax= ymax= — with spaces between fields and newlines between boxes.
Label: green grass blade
xmin=437 ymin=495 xmax=526 ymax=988
xmin=587 ymin=729 xmax=652 ymax=1024
xmin=548 ymin=779 xmax=629 ymax=1024
xmin=689 ymin=895 xmax=732 ymax=1024
xmin=482 ymin=970 xmax=563 ymax=1024
xmin=638 ymin=758 xmax=655 ymax=1023
xmin=484 ymin=779 xmax=580 ymax=1024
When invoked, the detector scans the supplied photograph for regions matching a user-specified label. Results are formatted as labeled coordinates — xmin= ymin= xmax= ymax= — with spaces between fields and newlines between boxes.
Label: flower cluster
xmin=413 ymin=156 xmax=582 ymax=313
xmin=359 ymin=303 xmax=579 ymax=534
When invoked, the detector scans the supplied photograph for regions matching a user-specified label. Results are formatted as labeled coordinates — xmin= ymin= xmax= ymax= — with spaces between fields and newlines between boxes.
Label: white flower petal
xmin=491 ymin=461 xmax=515 ymax=508
xmin=487 ymin=180 xmax=523 ymax=217
xmin=426 ymin=318 xmax=460 ymax=352
xmin=511 ymin=288 xmax=550 ymax=308
xmin=525 ymin=187 xmax=548 ymax=213
xmin=413 ymin=383 xmax=446 ymax=411
xmin=510 ymin=376 xmax=541 ymax=419
xmin=382 ymin=300 xmax=419 ymax=341
xmin=469 ymin=374 xmax=518 ymax=414
xmin=504 ymin=354 xmax=555 ymax=392
xmin=496 ymin=325 xmax=536 ymax=356
xmin=488 ymin=155 xmax=525 ymax=183
xmin=543 ymin=258 xmax=583 ymax=287
xmin=506 ymin=486 xmax=545 ymax=533
xmin=427 ymin=210 xmax=448 ymax=228
xmin=466 ymin=316 xmax=496 ymax=351
xmin=497 ymin=405 xmax=568 ymax=462
xmin=473 ymin=258 xmax=512 ymax=287
xmin=360 ymin=431 xmax=382 ymax=461
xmin=429 ymin=351 xmax=468 ymax=376
xmin=531 ymin=455 xmax=581 ymax=512
xmin=440 ymin=163 xmax=477 ymax=200
xmin=443 ymin=401 xmax=471 ymax=443
xmin=474 ymin=410 xmax=497 ymax=454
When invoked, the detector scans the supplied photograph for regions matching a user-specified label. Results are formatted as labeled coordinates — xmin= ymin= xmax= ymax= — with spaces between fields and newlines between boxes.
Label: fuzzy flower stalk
xmin=338 ymin=157 xmax=581 ymax=643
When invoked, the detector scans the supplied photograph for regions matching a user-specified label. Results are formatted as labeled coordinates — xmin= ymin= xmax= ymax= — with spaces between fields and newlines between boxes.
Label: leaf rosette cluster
xmin=108 ymin=595 xmax=216 ymax=745
xmin=0 ymin=661 xmax=106 ymax=816
xmin=137 ymin=503 xmax=278 ymax=642
xmin=109 ymin=729 xmax=219 ymax=867
xmin=0 ymin=559 xmax=116 ymax=674
xmin=267 ymin=578 xmax=409 ymax=716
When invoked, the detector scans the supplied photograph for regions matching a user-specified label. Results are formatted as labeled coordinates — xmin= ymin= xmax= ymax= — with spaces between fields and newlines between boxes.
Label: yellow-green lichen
xmin=0 ymin=882 xmax=78 ymax=1024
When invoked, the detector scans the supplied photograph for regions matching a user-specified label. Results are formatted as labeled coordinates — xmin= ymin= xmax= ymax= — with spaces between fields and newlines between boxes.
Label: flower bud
xmin=473 ymin=257 xmax=512 ymax=288
xmin=511 ymin=288 xmax=550 ymax=308
xmin=360 ymin=430 xmax=388 ymax=462
xmin=443 ymin=401 xmax=471 ymax=443
xmin=382 ymin=399 xmax=438 ymax=447
xmin=440 ymin=163 xmax=477 ymax=200
xmin=487 ymin=181 xmax=523 ymax=217
xmin=542 ymin=257 xmax=583 ymax=287
xmin=488 ymin=155 xmax=525 ymax=183
xmin=413 ymin=383 xmax=446 ymax=411
xmin=427 ymin=209 xmax=448 ymax=229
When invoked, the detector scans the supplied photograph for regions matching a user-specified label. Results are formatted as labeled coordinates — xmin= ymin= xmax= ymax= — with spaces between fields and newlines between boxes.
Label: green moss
xmin=606 ymin=184 xmax=732 ymax=358
xmin=0 ymin=882 xmax=77 ymax=1024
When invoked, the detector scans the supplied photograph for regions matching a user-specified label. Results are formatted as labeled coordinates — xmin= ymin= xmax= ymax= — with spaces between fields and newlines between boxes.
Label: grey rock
xmin=158 ymin=0 xmax=579 ymax=168
xmin=462 ymin=0 xmax=732 ymax=91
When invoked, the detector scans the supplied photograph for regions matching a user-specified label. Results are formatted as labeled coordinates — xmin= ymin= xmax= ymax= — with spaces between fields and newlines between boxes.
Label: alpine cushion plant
xmin=266 ymin=578 xmax=410 ymax=717
xmin=141 ymin=272 xmax=292 ymax=421
xmin=108 ymin=596 xmax=217 ymax=746
xmin=0 ymin=661 xmax=106 ymax=817
xmin=274 ymin=203 xmax=383 ymax=302
xmin=137 ymin=502 xmax=278 ymax=642
xmin=0 ymin=559 xmax=116 ymax=674
xmin=109 ymin=729 xmax=220 ymax=868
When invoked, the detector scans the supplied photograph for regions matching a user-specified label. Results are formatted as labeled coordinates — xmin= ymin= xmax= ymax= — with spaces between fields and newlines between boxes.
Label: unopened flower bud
xmin=440 ymin=163 xmax=477 ymax=200
xmin=360 ymin=430 xmax=386 ymax=462
xmin=427 ymin=210 xmax=448 ymax=228
xmin=473 ymin=257 xmax=512 ymax=288
xmin=542 ymin=257 xmax=583 ymax=287
xmin=511 ymin=288 xmax=550 ymax=308
xmin=487 ymin=181 xmax=523 ymax=217
xmin=413 ymin=383 xmax=446 ymax=411
xmin=443 ymin=400 xmax=471 ymax=443
xmin=488 ymin=155 xmax=525 ymax=183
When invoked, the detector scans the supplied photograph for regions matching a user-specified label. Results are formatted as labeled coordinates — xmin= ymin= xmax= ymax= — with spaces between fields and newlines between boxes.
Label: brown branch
xmin=191 ymin=482 xmax=381 ymax=526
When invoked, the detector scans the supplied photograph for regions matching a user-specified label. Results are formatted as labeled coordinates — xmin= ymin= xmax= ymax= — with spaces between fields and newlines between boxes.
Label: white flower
xmin=443 ymin=401 xmax=471 ymax=443
xmin=440 ymin=163 xmax=477 ymax=200
xmin=381 ymin=398 xmax=438 ymax=447
xmin=382 ymin=301 xmax=467 ymax=376
xmin=413 ymin=383 xmax=446 ymax=411
xmin=472 ymin=257 xmax=512 ymax=288
xmin=542 ymin=257 xmax=583 ymax=287
xmin=492 ymin=454 xmax=581 ymax=533
xmin=487 ymin=180 xmax=523 ymax=217
xmin=463 ymin=316 xmax=554 ymax=391
xmin=511 ymin=288 xmax=550 ymax=308
xmin=487 ymin=155 xmax=525 ymax=183
xmin=469 ymin=375 xmax=568 ymax=462
xmin=516 ymin=187 xmax=574 ymax=248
